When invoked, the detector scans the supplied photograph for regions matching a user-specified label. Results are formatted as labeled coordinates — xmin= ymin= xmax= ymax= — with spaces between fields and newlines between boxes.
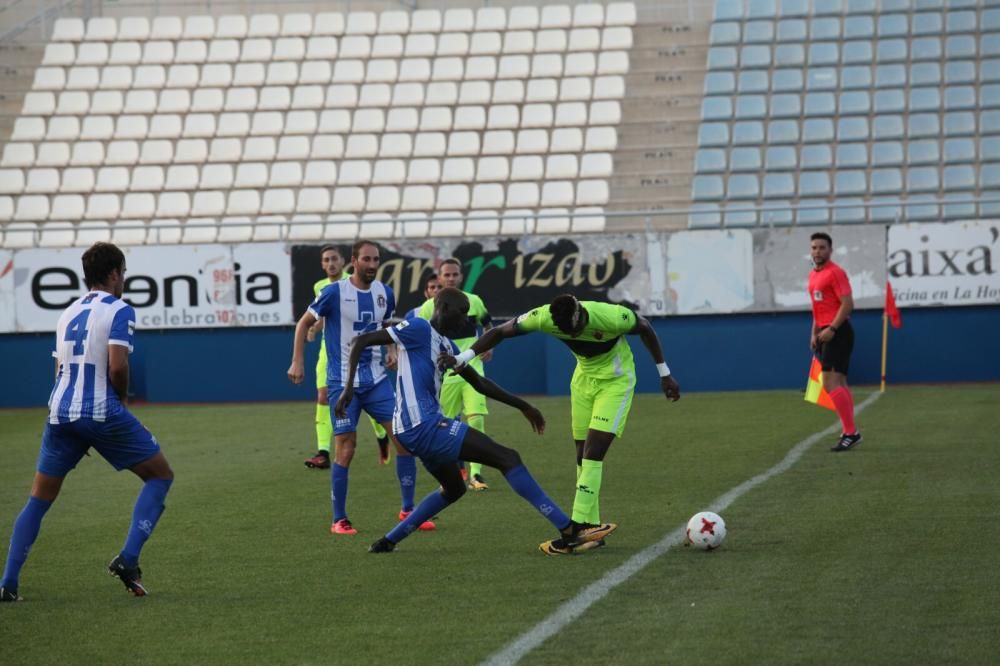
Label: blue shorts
xmin=38 ymin=410 xmax=160 ymax=477
xmin=330 ymin=379 xmax=395 ymax=435
xmin=395 ymin=417 xmax=469 ymax=471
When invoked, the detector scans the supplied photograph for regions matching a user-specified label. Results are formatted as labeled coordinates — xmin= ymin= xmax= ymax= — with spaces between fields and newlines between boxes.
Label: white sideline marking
xmin=483 ymin=391 xmax=882 ymax=666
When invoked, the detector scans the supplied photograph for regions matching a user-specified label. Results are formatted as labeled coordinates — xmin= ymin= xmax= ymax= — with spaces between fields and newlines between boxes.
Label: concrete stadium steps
xmin=608 ymin=11 xmax=709 ymax=224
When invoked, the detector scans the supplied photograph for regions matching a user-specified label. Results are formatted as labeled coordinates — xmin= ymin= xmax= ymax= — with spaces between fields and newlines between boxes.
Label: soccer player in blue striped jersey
xmin=335 ymin=287 xmax=617 ymax=554
xmin=1 ymin=242 xmax=174 ymax=601
xmin=289 ymin=240 xmax=433 ymax=535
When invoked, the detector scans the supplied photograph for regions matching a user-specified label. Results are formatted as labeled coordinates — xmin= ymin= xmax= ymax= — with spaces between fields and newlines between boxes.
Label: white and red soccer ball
xmin=686 ymin=511 xmax=727 ymax=550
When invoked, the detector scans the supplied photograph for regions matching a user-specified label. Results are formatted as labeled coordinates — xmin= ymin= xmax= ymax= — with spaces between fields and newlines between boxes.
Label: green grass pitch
xmin=1 ymin=385 xmax=998 ymax=664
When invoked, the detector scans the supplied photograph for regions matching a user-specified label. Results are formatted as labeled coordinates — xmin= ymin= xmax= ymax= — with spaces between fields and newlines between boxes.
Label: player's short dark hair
xmin=352 ymin=239 xmax=379 ymax=258
xmin=549 ymin=293 xmax=580 ymax=334
xmin=320 ymin=244 xmax=343 ymax=258
xmin=435 ymin=286 xmax=469 ymax=313
xmin=440 ymin=257 xmax=462 ymax=270
xmin=81 ymin=242 xmax=125 ymax=288
xmin=810 ymin=232 xmax=833 ymax=247
xmin=421 ymin=272 xmax=439 ymax=291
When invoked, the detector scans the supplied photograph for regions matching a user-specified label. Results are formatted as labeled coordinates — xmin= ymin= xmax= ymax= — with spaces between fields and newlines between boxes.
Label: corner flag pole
xmin=880 ymin=311 xmax=888 ymax=393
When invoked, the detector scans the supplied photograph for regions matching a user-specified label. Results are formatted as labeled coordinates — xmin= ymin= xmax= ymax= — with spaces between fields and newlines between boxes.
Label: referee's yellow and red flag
xmin=804 ymin=357 xmax=836 ymax=410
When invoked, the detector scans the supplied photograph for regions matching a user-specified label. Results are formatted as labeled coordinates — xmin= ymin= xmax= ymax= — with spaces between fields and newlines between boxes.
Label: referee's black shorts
xmin=816 ymin=319 xmax=854 ymax=375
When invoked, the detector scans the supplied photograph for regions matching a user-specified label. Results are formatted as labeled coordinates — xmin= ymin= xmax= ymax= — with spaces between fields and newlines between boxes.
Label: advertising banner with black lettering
xmin=8 ymin=243 xmax=292 ymax=332
xmin=291 ymin=235 xmax=654 ymax=321
xmin=887 ymin=221 xmax=1000 ymax=307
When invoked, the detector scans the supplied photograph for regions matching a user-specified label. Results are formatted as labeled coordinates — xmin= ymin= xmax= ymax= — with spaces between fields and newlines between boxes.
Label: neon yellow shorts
xmin=439 ymin=367 xmax=488 ymax=420
xmin=315 ymin=344 xmax=327 ymax=390
xmin=569 ymin=367 xmax=635 ymax=440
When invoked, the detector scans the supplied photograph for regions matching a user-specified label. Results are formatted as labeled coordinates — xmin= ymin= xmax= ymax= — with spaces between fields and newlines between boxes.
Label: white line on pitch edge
xmin=483 ymin=391 xmax=883 ymax=666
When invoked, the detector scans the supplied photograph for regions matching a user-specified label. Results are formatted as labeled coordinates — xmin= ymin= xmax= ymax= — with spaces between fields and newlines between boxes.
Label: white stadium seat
xmin=2 ymin=144 xmax=34 ymax=167
xmin=164 ymin=165 xmax=198 ymax=189
xmin=378 ymin=11 xmax=410 ymax=35
xmin=61 ymin=167 xmax=95 ymax=192
xmin=412 ymin=10 xmax=442 ymax=33
xmin=443 ymin=9 xmax=475 ymax=33
xmin=118 ymin=18 xmax=151 ymax=41
xmin=122 ymin=192 xmax=156 ymax=218
xmin=572 ymin=207 xmax=606 ymax=232
xmin=268 ymin=161 xmax=302 ymax=187
xmin=574 ymin=5 xmax=605 ymax=27
xmin=25 ymin=92 xmax=56 ymax=115
xmin=76 ymin=221 xmax=111 ymax=245
xmin=407 ymin=158 xmax=440 ymax=184
xmin=282 ymin=14 xmax=313 ymax=37
xmin=109 ymin=42 xmax=141 ymax=65
xmin=105 ymin=140 xmax=139 ymax=165
xmin=482 ymin=129 xmax=515 ymax=155
xmin=70 ymin=141 xmax=104 ymax=166
xmin=314 ymin=13 xmax=346 ymax=37
xmin=304 ymin=161 xmax=337 ymax=186
xmin=34 ymin=67 xmax=66 ymax=90
xmin=113 ymin=220 xmax=149 ymax=245
xmin=436 ymin=184 xmax=469 ymax=209
xmin=151 ymin=17 xmax=183 ymax=40
xmin=332 ymin=187 xmax=365 ymax=212
xmin=541 ymin=5 xmax=573 ymax=29
xmin=225 ymin=189 xmax=261 ymax=215
xmin=184 ymin=16 xmax=215 ymax=40
xmin=346 ymin=12 xmax=377 ymax=35
xmin=509 ymin=6 xmax=540 ymax=31
xmin=248 ymin=14 xmax=280 ymax=38
xmin=95 ymin=166 xmax=129 ymax=191
xmin=39 ymin=221 xmax=77 ymax=247
xmin=52 ymin=18 xmax=85 ymax=42
xmin=274 ymin=38 xmax=305 ymax=60
xmin=233 ymin=162 xmax=268 ymax=188
xmin=535 ymin=208 xmax=571 ymax=234
xmin=77 ymin=42 xmax=109 ymax=65
xmin=454 ymin=105 xmax=486 ymax=130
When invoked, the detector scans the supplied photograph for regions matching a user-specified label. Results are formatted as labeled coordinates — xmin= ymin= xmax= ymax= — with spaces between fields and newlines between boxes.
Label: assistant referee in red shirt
xmin=808 ymin=232 xmax=862 ymax=452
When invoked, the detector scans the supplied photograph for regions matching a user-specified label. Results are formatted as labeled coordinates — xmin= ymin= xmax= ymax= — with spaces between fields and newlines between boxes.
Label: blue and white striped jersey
xmin=309 ymin=278 xmax=396 ymax=389
xmin=48 ymin=290 xmax=135 ymax=424
xmin=385 ymin=317 xmax=460 ymax=434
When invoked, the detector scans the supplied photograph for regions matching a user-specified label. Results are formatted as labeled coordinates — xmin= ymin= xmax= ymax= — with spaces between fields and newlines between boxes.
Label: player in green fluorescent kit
xmin=416 ymin=258 xmax=493 ymax=490
xmin=443 ymin=294 xmax=681 ymax=555
xmin=304 ymin=245 xmax=391 ymax=469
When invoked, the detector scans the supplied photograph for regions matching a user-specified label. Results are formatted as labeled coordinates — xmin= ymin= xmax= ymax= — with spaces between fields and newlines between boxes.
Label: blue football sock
xmin=2 ymin=496 xmax=53 ymax=590
xmin=120 ymin=478 xmax=172 ymax=567
xmin=386 ymin=490 xmax=452 ymax=544
xmin=504 ymin=465 xmax=571 ymax=531
xmin=332 ymin=463 xmax=349 ymax=522
xmin=396 ymin=456 xmax=417 ymax=512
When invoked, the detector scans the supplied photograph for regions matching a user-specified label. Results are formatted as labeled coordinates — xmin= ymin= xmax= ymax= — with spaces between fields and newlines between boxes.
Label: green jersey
xmin=514 ymin=301 xmax=638 ymax=378
xmin=312 ymin=270 xmax=350 ymax=297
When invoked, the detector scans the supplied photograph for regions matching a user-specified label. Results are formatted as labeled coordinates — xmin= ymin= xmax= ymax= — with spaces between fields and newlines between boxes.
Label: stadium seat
xmin=39 ymin=221 xmax=77 ymax=247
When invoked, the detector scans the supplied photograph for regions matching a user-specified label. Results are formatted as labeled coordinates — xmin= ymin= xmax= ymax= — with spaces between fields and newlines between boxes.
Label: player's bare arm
xmin=334 ymin=329 xmax=394 ymax=418
xmin=456 ymin=366 xmax=545 ymax=434
xmin=108 ymin=344 xmax=129 ymax=405
xmin=631 ymin=315 xmax=681 ymax=402
xmin=817 ymin=294 xmax=854 ymax=344
xmin=440 ymin=318 xmax=523 ymax=370
xmin=288 ymin=311 xmax=318 ymax=384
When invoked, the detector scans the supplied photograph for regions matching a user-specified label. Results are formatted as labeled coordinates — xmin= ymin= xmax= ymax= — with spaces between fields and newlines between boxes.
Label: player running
xmin=442 ymin=294 xmax=680 ymax=554
xmin=336 ymin=288 xmax=616 ymax=555
xmin=1 ymin=242 xmax=173 ymax=600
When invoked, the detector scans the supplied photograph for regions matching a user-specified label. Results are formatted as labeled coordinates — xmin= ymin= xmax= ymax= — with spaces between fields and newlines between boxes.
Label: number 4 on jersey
xmin=65 ymin=309 xmax=92 ymax=355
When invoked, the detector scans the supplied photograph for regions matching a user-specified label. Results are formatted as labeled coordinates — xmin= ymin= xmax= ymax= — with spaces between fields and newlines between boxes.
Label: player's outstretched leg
xmin=459 ymin=428 xmax=617 ymax=554
xmin=1 ymin=493 xmax=54 ymax=602
xmin=369 ymin=464 xmax=465 ymax=553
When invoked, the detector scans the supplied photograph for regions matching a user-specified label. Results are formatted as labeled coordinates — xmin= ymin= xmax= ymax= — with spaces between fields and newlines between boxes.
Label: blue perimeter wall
xmin=1 ymin=306 xmax=998 ymax=408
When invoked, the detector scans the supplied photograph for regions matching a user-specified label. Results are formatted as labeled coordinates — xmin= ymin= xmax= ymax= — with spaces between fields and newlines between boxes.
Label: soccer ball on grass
xmin=686 ymin=511 xmax=726 ymax=550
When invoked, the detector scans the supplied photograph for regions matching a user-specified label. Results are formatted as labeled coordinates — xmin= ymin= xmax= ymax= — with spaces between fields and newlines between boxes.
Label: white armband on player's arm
xmin=455 ymin=349 xmax=477 ymax=366
xmin=656 ymin=362 xmax=671 ymax=378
